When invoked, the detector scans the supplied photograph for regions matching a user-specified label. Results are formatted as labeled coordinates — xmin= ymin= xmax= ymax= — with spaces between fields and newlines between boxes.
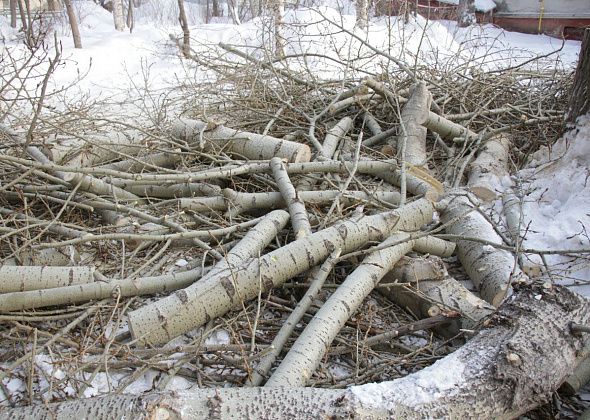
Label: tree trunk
xmin=212 ymin=0 xmax=220 ymax=17
xmin=17 ymin=0 xmax=27 ymax=31
xmin=567 ymin=28 xmax=590 ymax=123
xmin=458 ymin=0 xmax=476 ymax=27
xmin=356 ymin=0 xmax=368 ymax=30
xmin=4 ymin=285 xmax=588 ymax=419
xmin=112 ymin=0 xmax=125 ymax=31
xmin=467 ymin=134 xmax=511 ymax=202
xmin=271 ymin=0 xmax=285 ymax=57
xmin=228 ymin=0 xmax=241 ymax=25
xmin=126 ymin=0 xmax=134 ymax=33
xmin=9 ymin=0 xmax=17 ymax=28
xmin=177 ymin=0 xmax=190 ymax=58
xmin=63 ymin=1 xmax=82 ymax=50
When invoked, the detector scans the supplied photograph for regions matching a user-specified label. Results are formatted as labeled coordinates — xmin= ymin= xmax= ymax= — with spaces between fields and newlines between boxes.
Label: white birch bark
xmin=439 ymin=193 xmax=523 ymax=306
xmin=179 ymin=189 xmax=401 ymax=213
xmin=7 ymin=285 xmax=588 ymax=419
xmin=467 ymin=135 xmax=511 ymax=202
xmin=266 ymin=233 xmax=414 ymax=387
xmin=425 ymin=112 xmax=478 ymax=140
xmin=270 ymin=157 xmax=312 ymax=239
xmin=95 ymin=150 xmax=182 ymax=172
xmin=355 ymin=0 xmax=368 ymax=30
xmin=112 ymin=0 xmax=125 ymax=31
xmin=171 ymin=119 xmax=311 ymax=162
xmin=0 ymin=266 xmax=95 ymax=293
xmin=392 ymin=82 xmax=431 ymax=167
xmin=322 ymin=116 xmax=353 ymax=159
xmin=127 ymin=198 xmax=434 ymax=345
xmin=0 ymin=211 xmax=289 ymax=312
xmin=2 ymin=246 xmax=80 ymax=267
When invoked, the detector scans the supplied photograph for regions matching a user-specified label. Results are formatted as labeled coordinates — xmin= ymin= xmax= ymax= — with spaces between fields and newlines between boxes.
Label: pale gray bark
xmin=171 ymin=118 xmax=311 ymax=162
xmin=95 ymin=150 xmax=182 ymax=172
xmin=0 ymin=266 xmax=94 ymax=293
xmin=424 ymin=112 xmax=478 ymax=140
xmin=272 ymin=0 xmax=285 ymax=57
xmin=4 ymin=285 xmax=587 ymax=419
xmin=112 ymin=0 xmax=125 ymax=31
xmin=0 ymin=211 xmax=289 ymax=312
xmin=468 ymin=135 xmax=511 ymax=202
xmin=322 ymin=116 xmax=353 ymax=159
xmin=440 ymin=193 xmax=524 ymax=306
xmin=114 ymin=181 xmax=221 ymax=199
xmin=2 ymin=246 xmax=80 ymax=267
xmin=270 ymin=157 xmax=311 ymax=239
xmin=355 ymin=0 xmax=368 ymax=29
xmin=64 ymin=0 xmax=82 ymax=48
xmin=392 ymin=81 xmax=431 ymax=167
xmin=413 ymin=235 xmax=456 ymax=257
xmin=177 ymin=0 xmax=190 ymax=58
xmin=127 ymin=198 xmax=434 ymax=345
xmin=179 ymin=189 xmax=401 ymax=213
xmin=266 ymin=233 xmax=414 ymax=387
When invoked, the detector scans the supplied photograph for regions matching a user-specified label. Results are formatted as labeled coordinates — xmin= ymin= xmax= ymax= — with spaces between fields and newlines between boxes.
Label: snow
xmin=436 ymin=0 xmax=497 ymax=13
xmin=515 ymin=114 xmax=590 ymax=295
xmin=352 ymin=350 xmax=465 ymax=408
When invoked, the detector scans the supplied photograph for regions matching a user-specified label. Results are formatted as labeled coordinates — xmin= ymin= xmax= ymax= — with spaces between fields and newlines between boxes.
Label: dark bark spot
xmin=341 ymin=300 xmax=351 ymax=314
xmin=221 ymin=276 xmax=236 ymax=298
xmin=262 ymin=275 xmax=274 ymax=291
xmin=337 ymin=224 xmax=348 ymax=241
xmin=323 ymin=239 xmax=335 ymax=252
xmin=69 ymin=268 xmax=74 ymax=285
xmin=176 ymin=289 xmax=189 ymax=304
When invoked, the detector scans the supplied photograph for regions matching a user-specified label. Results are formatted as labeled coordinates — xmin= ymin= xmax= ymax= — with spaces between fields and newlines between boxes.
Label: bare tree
xmin=177 ymin=0 xmax=190 ymax=58
xmin=112 ymin=0 xmax=125 ymax=31
xmin=567 ymin=28 xmax=589 ymax=122
xmin=228 ymin=0 xmax=241 ymax=24
xmin=17 ymin=0 xmax=27 ymax=31
xmin=458 ymin=0 xmax=476 ymax=27
xmin=64 ymin=0 xmax=82 ymax=49
xmin=9 ymin=0 xmax=17 ymax=28
xmin=127 ymin=0 xmax=135 ymax=33
xmin=272 ymin=0 xmax=285 ymax=57
xmin=356 ymin=0 xmax=368 ymax=30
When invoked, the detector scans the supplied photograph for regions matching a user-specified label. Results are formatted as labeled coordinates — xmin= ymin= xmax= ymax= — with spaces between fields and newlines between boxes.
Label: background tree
xmin=112 ymin=0 xmax=125 ymax=31
xmin=177 ymin=0 xmax=190 ymax=58
xmin=9 ymin=0 xmax=17 ymax=28
xmin=458 ymin=0 xmax=476 ymax=27
xmin=64 ymin=0 xmax=82 ymax=48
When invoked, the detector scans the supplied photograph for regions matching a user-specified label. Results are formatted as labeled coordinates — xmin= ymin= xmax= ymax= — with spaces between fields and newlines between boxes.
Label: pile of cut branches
xmin=0 ymin=28 xmax=589 ymax=419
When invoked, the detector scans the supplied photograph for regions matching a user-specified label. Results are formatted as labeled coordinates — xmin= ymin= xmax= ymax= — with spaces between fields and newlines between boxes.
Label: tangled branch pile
xmin=0 ymin=18 xmax=589 ymax=418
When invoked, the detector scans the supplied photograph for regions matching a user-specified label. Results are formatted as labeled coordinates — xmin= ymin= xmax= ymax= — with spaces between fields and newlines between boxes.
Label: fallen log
xmin=171 ymin=118 xmax=312 ymax=163
xmin=468 ymin=134 xmax=511 ymax=202
xmin=4 ymin=284 xmax=588 ymax=419
xmin=439 ymin=192 xmax=524 ymax=306
xmin=0 ymin=266 xmax=95 ymax=293
xmin=127 ymin=198 xmax=434 ymax=345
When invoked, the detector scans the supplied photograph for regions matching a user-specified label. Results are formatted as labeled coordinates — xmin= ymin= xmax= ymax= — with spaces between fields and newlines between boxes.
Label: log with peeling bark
xmin=3 ymin=284 xmax=588 ymax=419
xmin=467 ymin=134 xmax=511 ymax=202
xmin=127 ymin=198 xmax=434 ymax=345
xmin=171 ymin=118 xmax=312 ymax=162
xmin=439 ymin=192 xmax=525 ymax=306
xmin=389 ymin=81 xmax=431 ymax=167
xmin=0 ymin=266 xmax=95 ymax=293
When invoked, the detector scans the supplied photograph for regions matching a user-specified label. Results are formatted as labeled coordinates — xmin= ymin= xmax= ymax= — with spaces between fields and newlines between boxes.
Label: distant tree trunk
xmin=177 ymin=0 xmax=190 ymax=58
xmin=47 ymin=0 xmax=59 ymax=11
xmin=272 ymin=0 xmax=284 ymax=57
xmin=9 ymin=0 xmax=17 ymax=28
xmin=458 ymin=0 xmax=476 ymax=27
xmin=112 ymin=0 xmax=125 ymax=31
xmin=17 ymin=0 xmax=27 ymax=31
xmin=126 ymin=0 xmax=134 ymax=32
xmin=356 ymin=0 xmax=368 ymax=30
xmin=64 ymin=0 xmax=82 ymax=48
xmin=228 ymin=0 xmax=241 ymax=24
xmin=212 ymin=0 xmax=220 ymax=17
xmin=567 ymin=28 xmax=590 ymax=123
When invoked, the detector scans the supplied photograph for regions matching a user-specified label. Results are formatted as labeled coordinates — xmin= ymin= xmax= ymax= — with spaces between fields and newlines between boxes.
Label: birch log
xmin=4 ymin=285 xmax=588 ymax=419
xmin=439 ymin=193 xmax=523 ymax=306
xmin=321 ymin=117 xmax=354 ymax=158
xmin=179 ymin=189 xmax=401 ymax=213
xmin=171 ymin=118 xmax=311 ymax=162
xmin=389 ymin=81 xmax=431 ymax=167
xmin=95 ymin=149 xmax=183 ymax=172
xmin=127 ymin=198 xmax=434 ymax=345
xmin=265 ymin=233 xmax=414 ymax=387
xmin=467 ymin=135 xmax=511 ymax=202
xmin=270 ymin=158 xmax=312 ymax=239
xmin=0 ymin=266 xmax=95 ymax=293
xmin=424 ymin=112 xmax=478 ymax=140
xmin=2 ymin=246 xmax=79 ymax=266
xmin=0 ymin=211 xmax=289 ymax=312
